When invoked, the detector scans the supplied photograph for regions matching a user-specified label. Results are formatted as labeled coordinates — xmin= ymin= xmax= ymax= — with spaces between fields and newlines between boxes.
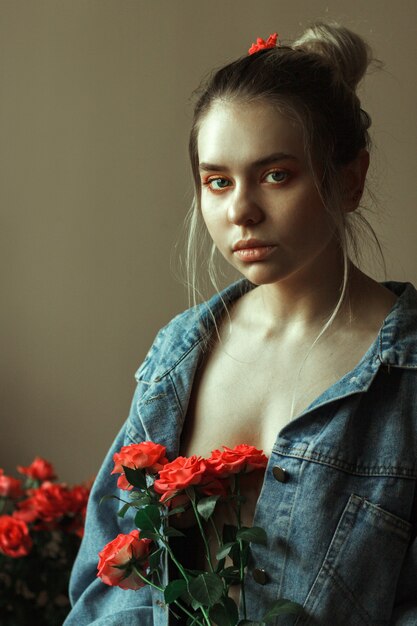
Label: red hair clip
xmin=248 ymin=32 xmax=279 ymax=55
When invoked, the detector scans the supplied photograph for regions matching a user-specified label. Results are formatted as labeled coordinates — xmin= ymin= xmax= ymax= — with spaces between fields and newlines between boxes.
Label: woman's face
xmin=197 ymin=100 xmax=341 ymax=288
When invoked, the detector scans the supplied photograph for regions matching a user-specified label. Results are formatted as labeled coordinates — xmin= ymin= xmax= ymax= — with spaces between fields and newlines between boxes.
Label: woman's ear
xmin=342 ymin=148 xmax=370 ymax=212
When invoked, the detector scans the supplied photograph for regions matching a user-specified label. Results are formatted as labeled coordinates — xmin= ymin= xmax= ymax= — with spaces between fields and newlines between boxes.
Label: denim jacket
xmin=65 ymin=279 xmax=417 ymax=626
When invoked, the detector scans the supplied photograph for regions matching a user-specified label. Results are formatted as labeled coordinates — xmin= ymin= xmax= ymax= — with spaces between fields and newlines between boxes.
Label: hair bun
xmin=293 ymin=22 xmax=373 ymax=91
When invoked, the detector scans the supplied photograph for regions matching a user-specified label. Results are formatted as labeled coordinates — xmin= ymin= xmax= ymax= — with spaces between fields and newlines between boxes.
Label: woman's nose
xmin=227 ymin=187 xmax=264 ymax=226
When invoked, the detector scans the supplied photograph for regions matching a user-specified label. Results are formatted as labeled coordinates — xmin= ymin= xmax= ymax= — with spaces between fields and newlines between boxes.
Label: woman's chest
xmin=180 ymin=335 xmax=366 ymax=460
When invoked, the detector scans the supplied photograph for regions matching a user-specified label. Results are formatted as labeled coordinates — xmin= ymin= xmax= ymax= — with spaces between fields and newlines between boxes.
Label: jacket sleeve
xmin=63 ymin=382 xmax=155 ymax=626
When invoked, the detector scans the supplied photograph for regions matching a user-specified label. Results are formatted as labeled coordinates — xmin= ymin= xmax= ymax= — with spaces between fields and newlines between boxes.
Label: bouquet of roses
xmin=0 ymin=457 xmax=91 ymax=626
xmin=97 ymin=441 xmax=301 ymax=626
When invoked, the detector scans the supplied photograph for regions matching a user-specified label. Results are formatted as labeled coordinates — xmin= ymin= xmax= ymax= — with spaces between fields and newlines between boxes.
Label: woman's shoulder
xmin=134 ymin=279 xmax=255 ymax=382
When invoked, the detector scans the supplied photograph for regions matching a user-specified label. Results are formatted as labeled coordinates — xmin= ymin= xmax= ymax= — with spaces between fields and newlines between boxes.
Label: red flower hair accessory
xmin=248 ymin=32 xmax=279 ymax=55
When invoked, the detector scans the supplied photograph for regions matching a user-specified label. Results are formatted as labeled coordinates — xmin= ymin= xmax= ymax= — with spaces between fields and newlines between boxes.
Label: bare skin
xmin=182 ymin=267 xmax=396 ymax=459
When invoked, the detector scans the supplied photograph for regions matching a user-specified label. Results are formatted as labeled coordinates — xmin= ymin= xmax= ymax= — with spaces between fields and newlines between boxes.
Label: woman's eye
xmin=204 ymin=177 xmax=232 ymax=191
xmin=264 ymin=170 xmax=288 ymax=184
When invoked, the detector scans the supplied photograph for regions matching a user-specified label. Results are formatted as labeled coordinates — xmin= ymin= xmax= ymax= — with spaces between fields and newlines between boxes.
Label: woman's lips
xmin=233 ymin=245 xmax=276 ymax=262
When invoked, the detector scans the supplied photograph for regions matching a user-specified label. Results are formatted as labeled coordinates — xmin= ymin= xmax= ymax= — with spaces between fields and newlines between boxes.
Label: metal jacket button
xmin=272 ymin=466 xmax=288 ymax=482
xmin=252 ymin=568 xmax=268 ymax=585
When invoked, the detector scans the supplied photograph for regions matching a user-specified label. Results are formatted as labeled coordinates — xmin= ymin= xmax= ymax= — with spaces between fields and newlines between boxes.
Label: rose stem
xmin=156 ymin=530 xmax=190 ymax=582
xmin=210 ymin=516 xmax=228 ymax=593
xmin=132 ymin=566 xmax=207 ymax=626
xmin=209 ymin=516 xmax=221 ymax=549
xmin=155 ymin=525 xmax=214 ymax=624
xmin=189 ymin=497 xmax=216 ymax=573
xmin=235 ymin=473 xmax=247 ymax=619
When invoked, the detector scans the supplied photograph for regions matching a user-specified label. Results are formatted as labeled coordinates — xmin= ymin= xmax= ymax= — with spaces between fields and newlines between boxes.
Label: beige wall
xmin=1 ymin=0 xmax=416 ymax=483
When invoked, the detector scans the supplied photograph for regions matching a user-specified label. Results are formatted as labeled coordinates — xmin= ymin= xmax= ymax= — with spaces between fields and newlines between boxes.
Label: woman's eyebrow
xmin=199 ymin=152 xmax=298 ymax=172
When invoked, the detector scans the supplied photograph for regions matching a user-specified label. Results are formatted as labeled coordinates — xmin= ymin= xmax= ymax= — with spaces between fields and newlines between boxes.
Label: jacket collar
xmin=378 ymin=281 xmax=417 ymax=368
xmin=136 ymin=279 xmax=417 ymax=384
xmin=134 ymin=280 xmax=417 ymax=458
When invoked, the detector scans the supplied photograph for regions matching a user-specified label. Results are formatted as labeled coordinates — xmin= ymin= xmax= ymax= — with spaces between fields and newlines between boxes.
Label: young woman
xmin=64 ymin=23 xmax=417 ymax=626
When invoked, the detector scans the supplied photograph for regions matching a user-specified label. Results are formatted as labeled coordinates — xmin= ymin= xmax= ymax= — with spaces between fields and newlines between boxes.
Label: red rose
xmin=112 ymin=442 xmax=169 ymax=490
xmin=17 ymin=457 xmax=55 ymax=482
xmin=0 ymin=515 xmax=32 ymax=558
xmin=205 ymin=444 xmax=268 ymax=478
xmin=16 ymin=482 xmax=72 ymax=523
xmin=33 ymin=482 xmax=73 ymax=521
xmin=0 ymin=469 xmax=23 ymax=499
xmin=198 ymin=475 xmax=229 ymax=498
xmin=97 ymin=530 xmax=151 ymax=590
xmin=65 ymin=484 xmax=91 ymax=537
xmin=12 ymin=499 xmax=39 ymax=524
xmin=153 ymin=455 xmax=207 ymax=503
xmin=67 ymin=484 xmax=90 ymax=515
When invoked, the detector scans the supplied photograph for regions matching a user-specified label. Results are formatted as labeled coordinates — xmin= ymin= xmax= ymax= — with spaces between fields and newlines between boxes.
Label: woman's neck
xmin=231 ymin=263 xmax=395 ymax=344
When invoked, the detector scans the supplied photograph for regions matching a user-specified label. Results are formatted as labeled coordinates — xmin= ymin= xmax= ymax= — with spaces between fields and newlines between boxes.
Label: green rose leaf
xmin=216 ymin=541 xmax=236 ymax=560
xmin=164 ymin=579 xmax=188 ymax=604
xmin=134 ymin=504 xmax=161 ymax=531
xmin=209 ymin=596 xmax=239 ymax=626
xmin=164 ymin=527 xmax=186 ymax=538
xmin=122 ymin=466 xmax=147 ymax=489
xmin=187 ymin=572 xmax=223 ymax=607
xmin=136 ymin=530 xmax=159 ymax=540
xmin=99 ymin=494 xmax=123 ymax=506
xmin=262 ymin=599 xmax=303 ymax=621
xmin=191 ymin=597 xmax=203 ymax=610
xmin=129 ymin=492 xmax=151 ymax=506
xmin=236 ymin=526 xmax=267 ymax=545
xmin=185 ymin=486 xmax=196 ymax=502
xmin=230 ymin=541 xmax=249 ymax=569
xmin=149 ymin=547 xmax=164 ymax=571
xmin=117 ymin=502 xmax=132 ymax=518
xmin=167 ymin=506 xmax=187 ymax=516
xmin=218 ymin=566 xmax=240 ymax=585
xmin=196 ymin=495 xmax=220 ymax=521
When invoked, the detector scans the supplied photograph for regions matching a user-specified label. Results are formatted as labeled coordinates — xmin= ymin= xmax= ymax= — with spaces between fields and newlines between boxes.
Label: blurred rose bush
xmin=0 ymin=458 xmax=91 ymax=626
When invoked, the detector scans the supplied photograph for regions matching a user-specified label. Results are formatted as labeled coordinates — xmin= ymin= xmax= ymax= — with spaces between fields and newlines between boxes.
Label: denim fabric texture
xmin=65 ymin=280 xmax=417 ymax=626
